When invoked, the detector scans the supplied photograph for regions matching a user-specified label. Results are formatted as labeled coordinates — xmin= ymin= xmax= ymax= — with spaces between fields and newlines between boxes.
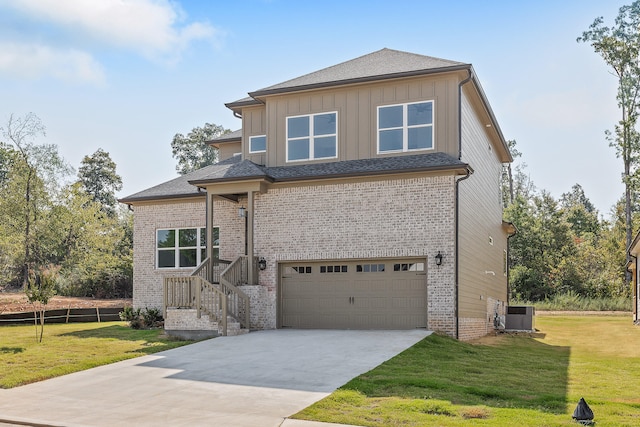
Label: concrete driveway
xmin=0 ymin=329 xmax=430 ymax=427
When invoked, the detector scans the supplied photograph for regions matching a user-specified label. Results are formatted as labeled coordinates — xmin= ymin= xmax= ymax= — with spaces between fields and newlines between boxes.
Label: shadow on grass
xmin=60 ymin=325 xmax=192 ymax=355
xmin=341 ymin=333 xmax=569 ymax=414
xmin=0 ymin=347 xmax=24 ymax=354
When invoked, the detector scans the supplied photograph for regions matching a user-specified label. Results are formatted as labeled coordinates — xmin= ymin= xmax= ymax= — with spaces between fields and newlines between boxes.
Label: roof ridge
xmin=245 ymin=48 xmax=469 ymax=99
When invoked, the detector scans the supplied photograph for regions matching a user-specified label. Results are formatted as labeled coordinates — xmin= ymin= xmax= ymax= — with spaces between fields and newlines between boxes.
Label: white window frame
xmin=286 ymin=111 xmax=338 ymax=162
xmin=156 ymin=227 xmax=213 ymax=269
xmin=249 ymin=135 xmax=267 ymax=153
xmin=377 ymin=100 xmax=435 ymax=154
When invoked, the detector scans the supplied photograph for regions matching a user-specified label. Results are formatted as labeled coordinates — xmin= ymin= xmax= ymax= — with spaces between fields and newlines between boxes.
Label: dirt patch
xmin=0 ymin=292 xmax=131 ymax=315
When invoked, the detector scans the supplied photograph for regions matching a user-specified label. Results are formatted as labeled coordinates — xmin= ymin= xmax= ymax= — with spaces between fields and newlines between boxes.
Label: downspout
xmin=458 ymin=69 xmax=472 ymax=161
xmin=454 ymin=69 xmax=473 ymax=339
xmin=627 ymin=252 xmax=638 ymax=323
xmin=455 ymin=168 xmax=473 ymax=339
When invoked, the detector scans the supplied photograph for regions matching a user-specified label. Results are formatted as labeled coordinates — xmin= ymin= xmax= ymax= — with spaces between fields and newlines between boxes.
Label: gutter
xmin=454 ymin=71 xmax=474 ymax=339
xmin=118 ymin=192 xmax=206 ymax=204
xmin=627 ymin=249 xmax=639 ymax=322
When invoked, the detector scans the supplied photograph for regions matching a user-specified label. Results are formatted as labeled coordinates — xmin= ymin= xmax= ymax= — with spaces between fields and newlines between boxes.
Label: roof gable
xmin=225 ymin=49 xmax=469 ymax=108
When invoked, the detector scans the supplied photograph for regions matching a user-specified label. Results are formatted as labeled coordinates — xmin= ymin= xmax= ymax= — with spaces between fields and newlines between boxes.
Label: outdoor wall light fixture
xmin=238 ymin=206 xmax=247 ymax=218
xmin=435 ymin=252 xmax=443 ymax=266
xmin=258 ymin=257 xmax=267 ymax=271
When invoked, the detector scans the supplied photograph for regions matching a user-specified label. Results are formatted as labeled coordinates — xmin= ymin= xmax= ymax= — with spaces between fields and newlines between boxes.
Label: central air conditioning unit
xmin=505 ymin=306 xmax=535 ymax=331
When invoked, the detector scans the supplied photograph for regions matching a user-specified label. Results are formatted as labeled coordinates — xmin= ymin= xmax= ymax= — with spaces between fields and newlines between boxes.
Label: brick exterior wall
xmin=457 ymin=297 xmax=506 ymax=341
xmin=164 ymin=308 xmax=215 ymax=330
xmin=132 ymin=199 xmax=206 ymax=310
xmin=133 ymin=175 xmax=459 ymax=337
xmin=254 ymin=175 xmax=457 ymax=336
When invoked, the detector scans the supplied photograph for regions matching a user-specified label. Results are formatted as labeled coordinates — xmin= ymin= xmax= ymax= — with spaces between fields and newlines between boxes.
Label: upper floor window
xmin=378 ymin=101 xmax=434 ymax=153
xmin=287 ymin=112 xmax=337 ymax=162
xmin=249 ymin=135 xmax=266 ymax=153
xmin=157 ymin=227 xmax=219 ymax=269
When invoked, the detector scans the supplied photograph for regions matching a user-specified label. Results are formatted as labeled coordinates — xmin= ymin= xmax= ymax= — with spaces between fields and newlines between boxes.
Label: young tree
xmin=25 ymin=264 xmax=59 ymax=343
xmin=171 ymin=123 xmax=229 ymax=175
xmin=77 ymin=148 xmax=123 ymax=216
xmin=578 ymin=2 xmax=640 ymax=281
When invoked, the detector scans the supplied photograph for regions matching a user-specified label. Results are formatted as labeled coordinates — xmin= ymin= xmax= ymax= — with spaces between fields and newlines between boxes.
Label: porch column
xmin=247 ymin=190 xmax=255 ymax=285
xmin=206 ymin=192 xmax=214 ymax=260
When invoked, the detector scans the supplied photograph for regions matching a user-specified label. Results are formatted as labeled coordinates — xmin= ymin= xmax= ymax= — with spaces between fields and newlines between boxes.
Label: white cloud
xmin=0 ymin=42 xmax=105 ymax=84
xmin=4 ymin=0 xmax=218 ymax=61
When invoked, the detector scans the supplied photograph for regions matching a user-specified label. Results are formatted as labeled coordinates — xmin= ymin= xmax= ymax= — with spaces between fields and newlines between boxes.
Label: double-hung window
xmin=378 ymin=101 xmax=434 ymax=153
xmin=156 ymin=227 xmax=219 ymax=268
xmin=249 ymin=135 xmax=266 ymax=153
xmin=287 ymin=112 xmax=337 ymax=162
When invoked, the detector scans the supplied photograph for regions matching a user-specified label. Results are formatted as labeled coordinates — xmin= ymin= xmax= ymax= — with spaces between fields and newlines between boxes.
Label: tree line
xmin=0 ymin=113 xmax=132 ymax=298
xmin=504 ymin=158 xmax=630 ymax=302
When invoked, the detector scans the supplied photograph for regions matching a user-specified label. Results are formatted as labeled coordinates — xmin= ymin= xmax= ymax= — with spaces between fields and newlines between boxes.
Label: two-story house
xmin=120 ymin=48 xmax=514 ymax=341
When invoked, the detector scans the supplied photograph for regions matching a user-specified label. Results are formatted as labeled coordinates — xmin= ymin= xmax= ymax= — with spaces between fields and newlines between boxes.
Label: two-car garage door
xmin=280 ymin=259 xmax=427 ymax=329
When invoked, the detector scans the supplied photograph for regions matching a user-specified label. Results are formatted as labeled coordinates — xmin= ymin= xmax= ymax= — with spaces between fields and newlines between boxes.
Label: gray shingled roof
xmin=226 ymin=48 xmax=469 ymax=107
xmin=121 ymin=153 xmax=468 ymax=203
xmin=188 ymin=158 xmax=269 ymax=184
xmin=187 ymin=152 xmax=467 ymax=187
xmin=119 ymin=155 xmax=242 ymax=203
xmin=253 ymin=48 xmax=467 ymax=97
xmin=209 ymin=129 xmax=242 ymax=144
xmin=264 ymin=152 xmax=467 ymax=181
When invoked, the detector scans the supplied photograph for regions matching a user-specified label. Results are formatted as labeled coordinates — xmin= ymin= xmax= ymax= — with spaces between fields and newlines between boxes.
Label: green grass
xmin=294 ymin=315 xmax=640 ymax=426
xmin=0 ymin=322 xmax=193 ymax=388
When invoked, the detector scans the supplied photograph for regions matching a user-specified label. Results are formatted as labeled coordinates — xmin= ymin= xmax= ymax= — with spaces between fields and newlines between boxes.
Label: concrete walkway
xmin=0 ymin=329 xmax=430 ymax=427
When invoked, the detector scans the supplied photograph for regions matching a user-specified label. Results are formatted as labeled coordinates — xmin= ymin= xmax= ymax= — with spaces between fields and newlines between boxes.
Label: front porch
xmin=163 ymin=255 xmax=258 ymax=337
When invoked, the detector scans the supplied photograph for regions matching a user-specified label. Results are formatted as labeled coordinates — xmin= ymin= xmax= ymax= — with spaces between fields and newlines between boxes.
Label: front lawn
xmin=0 ymin=322 xmax=193 ymax=388
xmin=294 ymin=315 xmax=640 ymax=426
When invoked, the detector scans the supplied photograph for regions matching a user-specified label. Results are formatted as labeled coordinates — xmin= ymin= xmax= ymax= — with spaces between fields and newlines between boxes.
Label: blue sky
xmin=0 ymin=0 xmax=628 ymax=217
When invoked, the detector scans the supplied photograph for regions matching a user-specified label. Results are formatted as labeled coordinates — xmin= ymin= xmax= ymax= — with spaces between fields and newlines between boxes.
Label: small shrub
xmin=119 ymin=306 xmax=140 ymax=322
xmin=129 ymin=317 xmax=145 ymax=329
xmin=119 ymin=306 xmax=162 ymax=329
xmin=142 ymin=307 xmax=162 ymax=327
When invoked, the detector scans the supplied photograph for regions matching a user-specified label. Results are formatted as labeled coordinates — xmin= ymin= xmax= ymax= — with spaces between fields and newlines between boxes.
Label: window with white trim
xmin=249 ymin=135 xmax=266 ymax=153
xmin=156 ymin=227 xmax=219 ymax=269
xmin=286 ymin=112 xmax=337 ymax=162
xmin=378 ymin=101 xmax=434 ymax=153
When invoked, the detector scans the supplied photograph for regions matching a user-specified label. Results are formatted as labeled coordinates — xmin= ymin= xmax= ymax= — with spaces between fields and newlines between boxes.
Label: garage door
xmin=280 ymin=259 xmax=427 ymax=329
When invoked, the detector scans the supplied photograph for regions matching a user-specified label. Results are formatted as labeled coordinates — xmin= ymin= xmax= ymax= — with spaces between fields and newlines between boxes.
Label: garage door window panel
xmin=356 ymin=263 xmax=385 ymax=272
xmin=393 ymin=262 xmax=425 ymax=272
xmin=320 ymin=265 xmax=348 ymax=273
